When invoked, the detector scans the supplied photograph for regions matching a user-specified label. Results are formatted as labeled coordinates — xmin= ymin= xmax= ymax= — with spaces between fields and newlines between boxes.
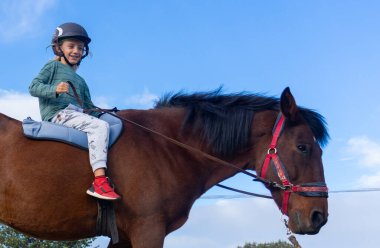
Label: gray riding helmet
xmin=51 ymin=22 xmax=91 ymax=61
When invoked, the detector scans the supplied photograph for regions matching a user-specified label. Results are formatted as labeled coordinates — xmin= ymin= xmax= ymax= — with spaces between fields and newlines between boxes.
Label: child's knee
xmin=98 ymin=119 xmax=110 ymax=132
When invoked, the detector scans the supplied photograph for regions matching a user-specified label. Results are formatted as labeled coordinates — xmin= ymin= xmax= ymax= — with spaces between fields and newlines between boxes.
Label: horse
xmin=0 ymin=87 xmax=329 ymax=247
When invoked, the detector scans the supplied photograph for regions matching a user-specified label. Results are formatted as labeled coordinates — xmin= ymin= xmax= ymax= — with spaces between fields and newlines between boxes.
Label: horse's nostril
xmin=311 ymin=210 xmax=326 ymax=229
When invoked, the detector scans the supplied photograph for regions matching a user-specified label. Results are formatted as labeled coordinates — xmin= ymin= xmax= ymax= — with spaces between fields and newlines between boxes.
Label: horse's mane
xmin=155 ymin=89 xmax=329 ymax=158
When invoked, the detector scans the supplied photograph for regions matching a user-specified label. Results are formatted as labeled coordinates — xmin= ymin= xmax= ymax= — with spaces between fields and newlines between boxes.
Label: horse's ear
xmin=280 ymin=87 xmax=298 ymax=121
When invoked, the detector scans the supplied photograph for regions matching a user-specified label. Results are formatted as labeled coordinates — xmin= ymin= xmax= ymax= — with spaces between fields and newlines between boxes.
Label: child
xmin=29 ymin=22 xmax=121 ymax=201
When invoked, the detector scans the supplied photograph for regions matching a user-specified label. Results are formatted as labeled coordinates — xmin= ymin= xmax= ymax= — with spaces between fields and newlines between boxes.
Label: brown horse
xmin=0 ymin=87 xmax=329 ymax=247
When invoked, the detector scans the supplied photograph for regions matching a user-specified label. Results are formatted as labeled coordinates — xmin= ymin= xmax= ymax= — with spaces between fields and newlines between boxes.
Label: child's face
xmin=59 ymin=39 xmax=85 ymax=65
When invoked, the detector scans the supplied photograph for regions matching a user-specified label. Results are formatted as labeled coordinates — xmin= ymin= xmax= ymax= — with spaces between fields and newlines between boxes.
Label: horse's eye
xmin=297 ymin=144 xmax=308 ymax=153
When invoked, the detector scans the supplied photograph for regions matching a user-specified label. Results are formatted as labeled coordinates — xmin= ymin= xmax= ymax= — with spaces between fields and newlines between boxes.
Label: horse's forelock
xmin=298 ymin=108 xmax=330 ymax=147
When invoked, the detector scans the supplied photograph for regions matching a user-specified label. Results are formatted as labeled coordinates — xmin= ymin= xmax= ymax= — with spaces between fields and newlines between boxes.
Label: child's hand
xmin=56 ymin=82 xmax=69 ymax=94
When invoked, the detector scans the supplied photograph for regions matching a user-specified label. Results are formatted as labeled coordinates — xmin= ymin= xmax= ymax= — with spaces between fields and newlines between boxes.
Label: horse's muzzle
xmin=289 ymin=208 xmax=328 ymax=235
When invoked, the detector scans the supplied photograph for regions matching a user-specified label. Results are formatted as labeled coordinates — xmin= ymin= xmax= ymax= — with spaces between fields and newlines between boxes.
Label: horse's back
xmin=0 ymin=112 xmax=98 ymax=239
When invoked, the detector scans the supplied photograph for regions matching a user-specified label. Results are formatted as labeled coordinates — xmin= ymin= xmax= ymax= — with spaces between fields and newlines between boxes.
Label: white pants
xmin=51 ymin=107 xmax=110 ymax=172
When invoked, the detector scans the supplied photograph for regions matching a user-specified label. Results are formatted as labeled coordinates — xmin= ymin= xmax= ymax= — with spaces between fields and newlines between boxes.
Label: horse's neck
xmin=117 ymin=108 xmax=276 ymax=195
xmin=119 ymin=108 xmax=219 ymax=189
xmin=203 ymin=110 xmax=278 ymax=190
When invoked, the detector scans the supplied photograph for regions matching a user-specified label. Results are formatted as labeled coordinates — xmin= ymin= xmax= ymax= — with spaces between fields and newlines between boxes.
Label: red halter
xmin=260 ymin=113 xmax=328 ymax=215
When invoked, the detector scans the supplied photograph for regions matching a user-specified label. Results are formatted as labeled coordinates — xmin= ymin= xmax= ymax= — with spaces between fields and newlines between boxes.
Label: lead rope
xmin=288 ymin=235 xmax=302 ymax=248
xmin=282 ymin=217 xmax=301 ymax=248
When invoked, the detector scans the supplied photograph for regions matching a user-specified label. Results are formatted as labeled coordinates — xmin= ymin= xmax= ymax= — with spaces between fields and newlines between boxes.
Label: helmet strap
xmin=62 ymin=54 xmax=76 ymax=67
xmin=57 ymin=44 xmax=89 ymax=67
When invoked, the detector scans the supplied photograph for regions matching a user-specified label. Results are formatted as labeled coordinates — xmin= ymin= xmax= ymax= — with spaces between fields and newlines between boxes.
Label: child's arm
xmin=29 ymin=63 xmax=58 ymax=99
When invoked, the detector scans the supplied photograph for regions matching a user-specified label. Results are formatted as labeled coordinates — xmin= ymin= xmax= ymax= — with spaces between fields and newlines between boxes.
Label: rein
xmin=65 ymin=82 xmax=328 ymax=210
xmin=65 ymin=81 xmax=272 ymax=185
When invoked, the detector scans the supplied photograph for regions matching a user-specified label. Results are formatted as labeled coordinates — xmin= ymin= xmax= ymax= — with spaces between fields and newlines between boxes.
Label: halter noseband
xmin=260 ymin=113 xmax=328 ymax=215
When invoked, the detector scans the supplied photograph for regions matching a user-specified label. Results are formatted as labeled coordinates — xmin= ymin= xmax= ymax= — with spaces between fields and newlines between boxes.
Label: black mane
xmin=155 ymin=89 xmax=329 ymax=158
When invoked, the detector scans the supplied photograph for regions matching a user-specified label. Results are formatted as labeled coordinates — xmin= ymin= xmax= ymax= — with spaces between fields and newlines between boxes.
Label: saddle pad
xmin=22 ymin=113 xmax=123 ymax=150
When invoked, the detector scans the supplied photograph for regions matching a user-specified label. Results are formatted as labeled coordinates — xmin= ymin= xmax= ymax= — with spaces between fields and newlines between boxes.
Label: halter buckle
xmin=267 ymin=147 xmax=277 ymax=154
xmin=269 ymin=182 xmax=290 ymax=190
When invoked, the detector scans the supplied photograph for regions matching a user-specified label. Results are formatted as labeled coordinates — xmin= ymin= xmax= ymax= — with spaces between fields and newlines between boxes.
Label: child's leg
xmin=52 ymin=109 xmax=109 ymax=172
xmin=52 ymin=109 xmax=120 ymax=200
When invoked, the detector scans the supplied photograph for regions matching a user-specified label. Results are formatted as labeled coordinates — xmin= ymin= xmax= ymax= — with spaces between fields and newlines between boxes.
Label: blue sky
xmin=1 ymin=0 xmax=380 ymax=247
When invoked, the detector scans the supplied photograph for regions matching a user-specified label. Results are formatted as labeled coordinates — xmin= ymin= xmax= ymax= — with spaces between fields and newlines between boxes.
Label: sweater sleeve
xmin=29 ymin=62 xmax=58 ymax=99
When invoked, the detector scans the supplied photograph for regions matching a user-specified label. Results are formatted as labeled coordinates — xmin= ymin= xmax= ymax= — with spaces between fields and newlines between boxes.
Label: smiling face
xmin=59 ymin=39 xmax=85 ymax=66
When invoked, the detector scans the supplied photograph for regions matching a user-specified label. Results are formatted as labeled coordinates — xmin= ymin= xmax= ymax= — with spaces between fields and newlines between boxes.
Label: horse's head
xmin=155 ymin=87 xmax=328 ymax=235
xmin=256 ymin=87 xmax=328 ymax=235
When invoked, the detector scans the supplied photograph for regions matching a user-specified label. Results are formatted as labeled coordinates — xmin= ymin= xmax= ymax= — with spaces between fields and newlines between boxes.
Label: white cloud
xmin=93 ymin=96 xmax=112 ymax=109
xmin=125 ymin=87 xmax=158 ymax=109
xmin=357 ymin=171 xmax=380 ymax=188
xmin=0 ymin=90 xmax=116 ymax=121
xmin=166 ymin=198 xmax=284 ymax=248
xmin=346 ymin=136 xmax=380 ymax=168
xmin=343 ymin=136 xmax=380 ymax=187
xmin=0 ymin=0 xmax=57 ymax=42
xmin=165 ymin=193 xmax=380 ymax=248
xmin=0 ymin=89 xmax=40 ymax=120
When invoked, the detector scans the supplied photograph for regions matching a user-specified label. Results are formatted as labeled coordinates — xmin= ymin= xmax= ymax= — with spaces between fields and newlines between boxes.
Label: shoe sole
xmin=86 ymin=190 xmax=121 ymax=201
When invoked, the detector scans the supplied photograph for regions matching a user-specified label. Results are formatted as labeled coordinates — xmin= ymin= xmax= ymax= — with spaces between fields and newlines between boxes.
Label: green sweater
xmin=29 ymin=60 xmax=99 ymax=121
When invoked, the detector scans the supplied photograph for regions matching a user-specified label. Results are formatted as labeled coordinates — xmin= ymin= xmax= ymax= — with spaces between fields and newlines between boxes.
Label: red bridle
xmin=260 ymin=113 xmax=328 ymax=215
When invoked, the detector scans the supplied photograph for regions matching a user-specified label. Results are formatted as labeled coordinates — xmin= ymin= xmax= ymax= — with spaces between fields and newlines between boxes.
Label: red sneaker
xmin=86 ymin=176 xmax=121 ymax=200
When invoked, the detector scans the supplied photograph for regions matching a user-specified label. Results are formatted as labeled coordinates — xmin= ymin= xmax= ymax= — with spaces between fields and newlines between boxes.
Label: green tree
xmin=0 ymin=225 xmax=96 ymax=248
xmin=237 ymin=240 xmax=293 ymax=248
